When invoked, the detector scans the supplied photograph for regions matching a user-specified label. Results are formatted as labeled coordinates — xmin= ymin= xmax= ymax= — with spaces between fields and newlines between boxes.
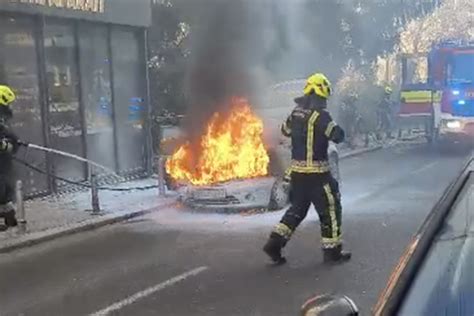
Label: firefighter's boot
xmin=323 ymin=245 xmax=351 ymax=264
xmin=4 ymin=210 xmax=17 ymax=227
xmin=263 ymin=233 xmax=287 ymax=265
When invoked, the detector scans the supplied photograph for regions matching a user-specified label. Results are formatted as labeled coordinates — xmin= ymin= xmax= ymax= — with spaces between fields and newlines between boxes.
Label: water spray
xmin=19 ymin=141 xmax=115 ymax=174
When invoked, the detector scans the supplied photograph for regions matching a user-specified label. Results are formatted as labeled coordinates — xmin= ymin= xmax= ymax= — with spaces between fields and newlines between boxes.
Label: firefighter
xmin=376 ymin=86 xmax=394 ymax=139
xmin=263 ymin=73 xmax=351 ymax=264
xmin=338 ymin=91 xmax=359 ymax=148
xmin=0 ymin=85 xmax=19 ymax=231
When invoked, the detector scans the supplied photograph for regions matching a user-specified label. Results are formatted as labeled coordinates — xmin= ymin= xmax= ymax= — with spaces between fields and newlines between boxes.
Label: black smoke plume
xmin=182 ymin=0 xmax=264 ymax=146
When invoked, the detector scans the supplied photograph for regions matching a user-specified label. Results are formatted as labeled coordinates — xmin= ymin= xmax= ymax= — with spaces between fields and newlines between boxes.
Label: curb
xmin=0 ymin=198 xmax=176 ymax=254
xmin=339 ymin=145 xmax=384 ymax=160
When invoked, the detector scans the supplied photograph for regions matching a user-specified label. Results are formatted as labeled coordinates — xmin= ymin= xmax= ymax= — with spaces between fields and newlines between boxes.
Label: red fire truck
xmin=399 ymin=40 xmax=474 ymax=145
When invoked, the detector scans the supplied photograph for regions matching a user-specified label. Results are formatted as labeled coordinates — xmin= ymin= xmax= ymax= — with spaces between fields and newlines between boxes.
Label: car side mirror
xmin=300 ymin=294 xmax=359 ymax=316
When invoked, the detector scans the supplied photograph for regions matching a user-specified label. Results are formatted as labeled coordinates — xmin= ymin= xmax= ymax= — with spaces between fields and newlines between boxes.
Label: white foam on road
xmin=89 ymin=266 xmax=209 ymax=316
xmin=145 ymin=207 xmax=288 ymax=233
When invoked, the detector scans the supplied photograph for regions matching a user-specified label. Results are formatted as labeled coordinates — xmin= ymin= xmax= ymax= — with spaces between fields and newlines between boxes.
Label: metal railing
xmin=12 ymin=155 xmax=169 ymax=232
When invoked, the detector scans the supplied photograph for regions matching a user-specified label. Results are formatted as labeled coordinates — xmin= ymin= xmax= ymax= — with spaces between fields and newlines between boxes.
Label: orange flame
xmin=166 ymin=97 xmax=269 ymax=186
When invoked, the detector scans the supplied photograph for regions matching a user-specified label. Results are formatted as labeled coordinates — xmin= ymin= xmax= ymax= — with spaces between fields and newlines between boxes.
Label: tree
xmin=400 ymin=0 xmax=474 ymax=54
xmin=148 ymin=0 xmax=190 ymax=116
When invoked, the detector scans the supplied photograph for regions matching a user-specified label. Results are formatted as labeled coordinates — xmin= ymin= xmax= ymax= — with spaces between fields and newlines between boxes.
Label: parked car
xmin=302 ymin=155 xmax=474 ymax=316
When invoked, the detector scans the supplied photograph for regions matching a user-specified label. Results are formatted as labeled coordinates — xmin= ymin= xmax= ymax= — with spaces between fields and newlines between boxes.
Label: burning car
xmin=163 ymin=97 xmax=273 ymax=212
xmin=161 ymin=93 xmax=340 ymax=212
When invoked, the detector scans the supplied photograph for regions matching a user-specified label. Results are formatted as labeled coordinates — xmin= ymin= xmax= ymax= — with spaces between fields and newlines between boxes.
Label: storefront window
xmin=44 ymin=21 xmax=85 ymax=182
xmin=111 ymin=28 xmax=146 ymax=174
xmin=0 ymin=15 xmax=49 ymax=196
xmin=78 ymin=24 xmax=116 ymax=172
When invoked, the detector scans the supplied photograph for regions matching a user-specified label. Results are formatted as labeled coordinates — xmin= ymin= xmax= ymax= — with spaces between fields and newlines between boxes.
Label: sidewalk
xmin=0 ymin=178 xmax=177 ymax=253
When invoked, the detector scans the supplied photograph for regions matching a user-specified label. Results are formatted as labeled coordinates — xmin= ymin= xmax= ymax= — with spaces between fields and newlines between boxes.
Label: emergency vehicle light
xmin=458 ymin=100 xmax=466 ymax=105
xmin=446 ymin=120 xmax=461 ymax=129
xmin=452 ymin=90 xmax=460 ymax=96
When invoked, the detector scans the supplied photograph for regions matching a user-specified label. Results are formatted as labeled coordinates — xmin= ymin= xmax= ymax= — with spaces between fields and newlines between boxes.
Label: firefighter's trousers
xmin=0 ymin=175 xmax=17 ymax=226
xmin=273 ymin=172 xmax=343 ymax=249
xmin=0 ymin=175 xmax=14 ymax=205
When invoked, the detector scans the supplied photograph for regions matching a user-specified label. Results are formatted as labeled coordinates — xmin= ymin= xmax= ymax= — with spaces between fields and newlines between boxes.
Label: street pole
xmin=15 ymin=180 xmax=27 ymax=232
xmin=157 ymin=156 xmax=166 ymax=197
xmin=90 ymin=172 xmax=101 ymax=214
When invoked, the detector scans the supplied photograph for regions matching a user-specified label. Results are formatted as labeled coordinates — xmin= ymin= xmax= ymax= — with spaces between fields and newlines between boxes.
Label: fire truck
xmin=399 ymin=40 xmax=474 ymax=145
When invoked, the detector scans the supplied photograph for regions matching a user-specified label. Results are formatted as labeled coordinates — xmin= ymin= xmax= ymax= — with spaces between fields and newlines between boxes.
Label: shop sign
xmin=11 ymin=0 xmax=105 ymax=13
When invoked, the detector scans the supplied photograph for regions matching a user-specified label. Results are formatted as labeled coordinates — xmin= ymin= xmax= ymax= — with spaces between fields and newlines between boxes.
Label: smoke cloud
xmin=179 ymin=0 xmax=398 ymax=139
xmin=182 ymin=0 xmax=266 ymax=143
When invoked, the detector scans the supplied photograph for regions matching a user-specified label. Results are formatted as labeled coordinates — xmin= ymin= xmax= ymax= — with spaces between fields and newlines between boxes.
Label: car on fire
xmin=160 ymin=80 xmax=340 ymax=212
xmin=302 ymin=155 xmax=474 ymax=316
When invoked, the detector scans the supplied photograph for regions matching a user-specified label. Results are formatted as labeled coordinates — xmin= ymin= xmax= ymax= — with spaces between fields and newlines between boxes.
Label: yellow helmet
xmin=303 ymin=73 xmax=332 ymax=99
xmin=0 ymin=85 xmax=16 ymax=106
xmin=384 ymin=86 xmax=393 ymax=95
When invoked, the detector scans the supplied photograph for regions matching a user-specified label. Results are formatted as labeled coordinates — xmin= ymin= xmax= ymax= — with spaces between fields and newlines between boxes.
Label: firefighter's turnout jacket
xmin=281 ymin=95 xmax=345 ymax=174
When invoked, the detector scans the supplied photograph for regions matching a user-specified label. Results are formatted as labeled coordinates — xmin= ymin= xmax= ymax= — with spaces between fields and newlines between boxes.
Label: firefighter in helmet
xmin=263 ymin=73 xmax=351 ymax=264
xmin=0 ymin=85 xmax=19 ymax=231
xmin=376 ymin=85 xmax=394 ymax=139
xmin=338 ymin=90 xmax=359 ymax=148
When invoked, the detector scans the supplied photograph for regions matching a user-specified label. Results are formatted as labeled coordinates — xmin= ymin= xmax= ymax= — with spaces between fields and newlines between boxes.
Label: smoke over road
xmin=182 ymin=0 xmax=266 ymax=144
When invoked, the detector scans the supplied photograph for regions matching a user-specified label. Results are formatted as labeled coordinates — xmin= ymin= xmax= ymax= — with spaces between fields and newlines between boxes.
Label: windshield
xmin=449 ymin=53 xmax=474 ymax=83
xmin=399 ymin=173 xmax=474 ymax=315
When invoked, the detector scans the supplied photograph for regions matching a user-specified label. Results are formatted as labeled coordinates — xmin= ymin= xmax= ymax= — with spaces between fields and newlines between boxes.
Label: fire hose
xmin=14 ymin=141 xmax=159 ymax=192
xmin=13 ymin=157 xmax=159 ymax=192
xmin=18 ymin=141 xmax=114 ymax=174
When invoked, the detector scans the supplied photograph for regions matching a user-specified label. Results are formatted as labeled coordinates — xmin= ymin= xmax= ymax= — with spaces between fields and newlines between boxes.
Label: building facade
xmin=0 ymin=0 xmax=153 ymax=196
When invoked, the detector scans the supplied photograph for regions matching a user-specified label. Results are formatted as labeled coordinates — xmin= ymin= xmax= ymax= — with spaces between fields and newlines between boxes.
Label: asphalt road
xmin=0 ymin=143 xmax=470 ymax=316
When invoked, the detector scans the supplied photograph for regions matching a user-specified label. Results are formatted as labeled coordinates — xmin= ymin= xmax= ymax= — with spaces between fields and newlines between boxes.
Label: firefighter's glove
xmin=0 ymin=138 xmax=17 ymax=153
xmin=330 ymin=126 xmax=345 ymax=144
xmin=17 ymin=140 xmax=29 ymax=147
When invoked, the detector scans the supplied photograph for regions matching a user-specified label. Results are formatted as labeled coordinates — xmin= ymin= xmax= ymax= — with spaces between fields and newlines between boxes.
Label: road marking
xmin=347 ymin=161 xmax=439 ymax=205
xmin=89 ymin=266 xmax=209 ymax=316
xmin=410 ymin=161 xmax=438 ymax=175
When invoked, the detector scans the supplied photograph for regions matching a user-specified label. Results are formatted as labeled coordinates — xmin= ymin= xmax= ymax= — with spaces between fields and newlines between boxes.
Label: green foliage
xmin=148 ymin=1 xmax=188 ymax=115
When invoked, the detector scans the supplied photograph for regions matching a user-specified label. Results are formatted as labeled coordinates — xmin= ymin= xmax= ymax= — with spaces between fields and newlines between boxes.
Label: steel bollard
xmin=15 ymin=180 xmax=27 ymax=231
xmin=157 ymin=156 xmax=166 ymax=197
xmin=90 ymin=173 xmax=101 ymax=214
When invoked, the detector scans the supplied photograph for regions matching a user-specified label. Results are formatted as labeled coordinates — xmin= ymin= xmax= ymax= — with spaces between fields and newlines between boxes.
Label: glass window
xmin=404 ymin=56 xmax=428 ymax=85
xmin=399 ymin=175 xmax=474 ymax=316
xmin=78 ymin=24 xmax=116 ymax=173
xmin=449 ymin=53 xmax=474 ymax=84
xmin=44 ymin=21 xmax=85 ymax=182
xmin=111 ymin=28 xmax=147 ymax=174
xmin=0 ymin=15 xmax=49 ymax=196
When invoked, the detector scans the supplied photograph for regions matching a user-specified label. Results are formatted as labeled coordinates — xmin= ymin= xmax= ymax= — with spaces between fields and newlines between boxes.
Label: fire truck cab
xmin=399 ymin=40 xmax=474 ymax=146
